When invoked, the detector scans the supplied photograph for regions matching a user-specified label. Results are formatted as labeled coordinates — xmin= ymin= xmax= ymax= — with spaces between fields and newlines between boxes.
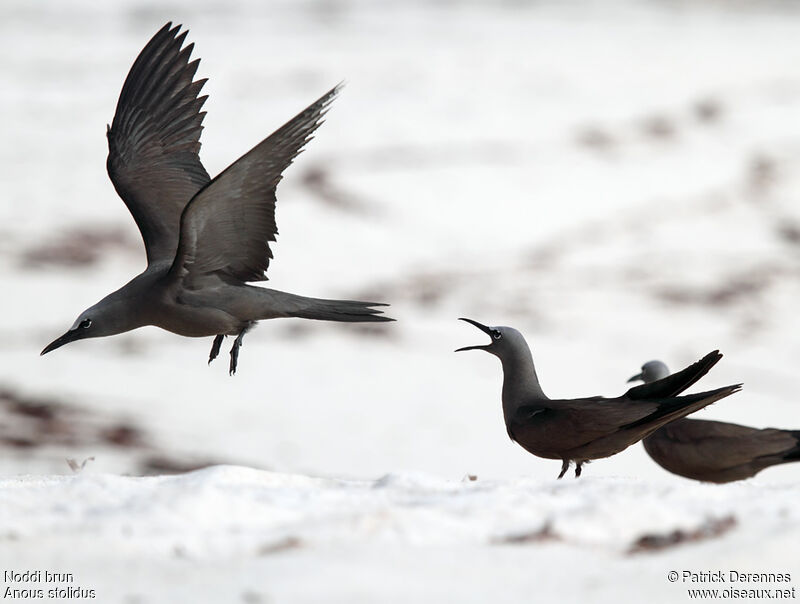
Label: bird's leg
xmin=574 ymin=461 xmax=583 ymax=478
xmin=229 ymin=332 xmax=245 ymax=376
xmin=208 ymin=335 xmax=225 ymax=365
xmin=229 ymin=323 xmax=254 ymax=376
xmin=557 ymin=459 xmax=570 ymax=479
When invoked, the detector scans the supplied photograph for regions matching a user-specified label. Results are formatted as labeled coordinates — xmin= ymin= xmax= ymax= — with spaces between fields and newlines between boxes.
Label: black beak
xmin=627 ymin=371 xmax=643 ymax=383
xmin=41 ymin=330 xmax=80 ymax=356
xmin=455 ymin=317 xmax=493 ymax=352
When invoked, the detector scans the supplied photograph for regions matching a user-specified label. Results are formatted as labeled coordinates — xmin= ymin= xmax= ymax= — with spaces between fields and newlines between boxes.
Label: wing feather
xmin=171 ymin=84 xmax=341 ymax=286
xmin=107 ymin=23 xmax=210 ymax=265
xmin=625 ymin=351 xmax=722 ymax=400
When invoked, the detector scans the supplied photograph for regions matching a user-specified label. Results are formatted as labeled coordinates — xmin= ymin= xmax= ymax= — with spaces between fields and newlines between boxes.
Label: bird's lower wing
xmin=510 ymin=399 xmax=658 ymax=453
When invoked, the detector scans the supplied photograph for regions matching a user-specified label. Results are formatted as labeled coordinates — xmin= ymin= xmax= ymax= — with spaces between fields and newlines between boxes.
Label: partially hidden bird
xmin=628 ymin=360 xmax=800 ymax=483
xmin=41 ymin=23 xmax=393 ymax=374
xmin=456 ymin=318 xmax=741 ymax=478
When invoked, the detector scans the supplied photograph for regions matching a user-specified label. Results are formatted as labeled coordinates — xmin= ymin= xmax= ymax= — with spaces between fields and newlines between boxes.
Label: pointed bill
xmin=41 ymin=329 xmax=80 ymax=355
xmin=455 ymin=317 xmax=493 ymax=352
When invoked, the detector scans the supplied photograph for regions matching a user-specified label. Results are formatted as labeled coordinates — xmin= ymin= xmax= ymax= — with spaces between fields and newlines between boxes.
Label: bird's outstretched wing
xmin=170 ymin=84 xmax=341 ymax=287
xmin=107 ymin=22 xmax=211 ymax=266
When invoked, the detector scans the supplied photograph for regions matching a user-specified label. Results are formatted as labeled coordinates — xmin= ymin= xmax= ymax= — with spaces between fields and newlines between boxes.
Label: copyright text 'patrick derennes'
xmin=667 ymin=570 xmax=795 ymax=600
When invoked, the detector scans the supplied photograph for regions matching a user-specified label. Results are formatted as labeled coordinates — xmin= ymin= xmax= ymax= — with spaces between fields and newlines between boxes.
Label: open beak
xmin=627 ymin=371 xmax=643 ymax=383
xmin=455 ymin=317 xmax=493 ymax=352
xmin=41 ymin=329 xmax=80 ymax=356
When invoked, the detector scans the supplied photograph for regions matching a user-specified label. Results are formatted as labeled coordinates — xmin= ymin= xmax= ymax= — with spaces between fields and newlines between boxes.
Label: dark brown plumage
xmin=630 ymin=360 xmax=800 ymax=483
xmin=457 ymin=319 xmax=741 ymax=478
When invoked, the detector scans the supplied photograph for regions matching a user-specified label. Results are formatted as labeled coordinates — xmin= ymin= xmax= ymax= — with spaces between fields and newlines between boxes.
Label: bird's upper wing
xmin=170 ymin=85 xmax=341 ymax=288
xmin=625 ymin=350 xmax=722 ymax=400
xmin=107 ymin=22 xmax=211 ymax=266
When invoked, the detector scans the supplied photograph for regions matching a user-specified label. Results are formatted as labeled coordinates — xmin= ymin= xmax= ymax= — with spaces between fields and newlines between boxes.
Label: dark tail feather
xmin=626 ymin=350 xmax=723 ymax=401
xmin=784 ymin=431 xmax=800 ymax=461
xmin=623 ymin=384 xmax=742 ymax=430
xmin=290 ymin=297 xmax=394 ymax=323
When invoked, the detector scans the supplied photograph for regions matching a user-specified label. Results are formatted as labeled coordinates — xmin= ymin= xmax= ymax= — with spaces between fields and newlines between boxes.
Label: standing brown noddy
xmin=40 ymin=23 xmax=393 ymax=374
xmin=628 ymin=360 xmax=800 ymax=483
xmin=456 ymin=318 xmax=742 ymax=478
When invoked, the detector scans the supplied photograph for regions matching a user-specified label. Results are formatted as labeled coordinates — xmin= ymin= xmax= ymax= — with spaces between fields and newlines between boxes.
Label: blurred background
xmin=2 ymin=0 xmax=800 ymax=483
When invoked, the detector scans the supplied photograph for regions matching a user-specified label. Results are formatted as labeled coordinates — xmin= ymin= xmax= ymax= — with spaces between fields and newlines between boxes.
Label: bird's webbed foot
xmin=557 ymin=459 xmax=570 ymax=479
xmin=208 ymin=335 xmax=225 ymax=365
xmin=574 ymin=462 xmax=583 ymax=478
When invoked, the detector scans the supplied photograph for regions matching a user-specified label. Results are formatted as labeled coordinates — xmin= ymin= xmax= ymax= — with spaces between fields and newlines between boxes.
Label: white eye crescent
xmin=80 ymin=319 xmax=92 ymax=329
xmin=492 ymin=331 xmax=502 ymax=340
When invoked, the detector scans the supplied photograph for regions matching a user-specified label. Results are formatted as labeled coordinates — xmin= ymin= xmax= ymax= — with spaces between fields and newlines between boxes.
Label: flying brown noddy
xmin=629 ymin=360 xmax=800 ymax=483
xmin=40 ymin=23 xmax=393 ymax=374
xmin=456 ymin=318 xmax=741 ymax=478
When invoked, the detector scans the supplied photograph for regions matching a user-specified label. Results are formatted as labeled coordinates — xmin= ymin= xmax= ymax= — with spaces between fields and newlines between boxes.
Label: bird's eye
xmin=80 ymin=319 xmax=92 ymax=329
xmin=492 ymin=330 xmax=502 ymax=340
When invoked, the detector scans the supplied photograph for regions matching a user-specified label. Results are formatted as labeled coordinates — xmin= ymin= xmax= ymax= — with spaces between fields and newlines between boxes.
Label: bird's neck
xmin=500 ymin=346 xmax=548 ymax=418
xmin=95 ymin=275 xmax=156 ymax=334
